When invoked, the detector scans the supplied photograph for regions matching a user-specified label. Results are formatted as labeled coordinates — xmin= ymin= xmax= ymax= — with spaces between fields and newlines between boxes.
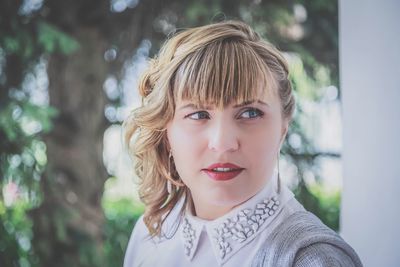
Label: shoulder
xmin=252 ymin=210 xmax=363 ymax=267
xmin=294 ymin=242 xmax=362 ymax=267
xmin=123 ymin=206 xmax=185 ymax=267
xmin=128 ymin=214 xmax=150 ymax=243
xmin=123 ymin=214 xmax=154 ymax=267
xmin=282 ymin=211 xmax=363 ymax=266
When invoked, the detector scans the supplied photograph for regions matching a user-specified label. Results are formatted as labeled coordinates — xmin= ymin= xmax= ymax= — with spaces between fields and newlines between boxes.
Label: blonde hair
xmin=123 ymin=20 xmax=295 ymax=237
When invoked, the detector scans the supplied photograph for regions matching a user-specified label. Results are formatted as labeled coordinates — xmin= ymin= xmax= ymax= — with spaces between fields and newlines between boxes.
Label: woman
xmin=122 ymin=20 xmax=363 ymax=267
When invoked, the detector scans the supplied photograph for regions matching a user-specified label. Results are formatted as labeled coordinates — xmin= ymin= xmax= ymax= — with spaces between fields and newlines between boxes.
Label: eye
xmin=239 ymin=108 xmax=264 ymax=119
xmin=184 ymin=111 xmax=210 ymax=120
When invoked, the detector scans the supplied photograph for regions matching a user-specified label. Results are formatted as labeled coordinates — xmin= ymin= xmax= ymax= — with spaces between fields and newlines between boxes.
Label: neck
xmin=188 ymin=193 xmax=253 ymax=221
xmin=191 ymin=203 xmax=234 ymax=221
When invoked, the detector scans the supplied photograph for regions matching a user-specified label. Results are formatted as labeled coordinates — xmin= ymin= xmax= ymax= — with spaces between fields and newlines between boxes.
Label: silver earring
xmin=166 ymin=149 xmax=184 ymax=194
xmin=277 ymin=151 xmax=281 ymax=194
xmin=167 ymin=150 xmax=173 ymax=194
xmin=167 ymin=180 xmax=173 ymax=194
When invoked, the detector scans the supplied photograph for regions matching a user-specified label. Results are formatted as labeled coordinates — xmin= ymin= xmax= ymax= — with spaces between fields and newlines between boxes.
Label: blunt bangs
xmin=172 ymin=39 xmax=277 ymax=109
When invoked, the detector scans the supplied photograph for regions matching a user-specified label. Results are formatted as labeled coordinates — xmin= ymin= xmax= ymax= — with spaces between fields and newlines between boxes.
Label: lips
xmin=202 ymin=163 xmax=244 ymax=181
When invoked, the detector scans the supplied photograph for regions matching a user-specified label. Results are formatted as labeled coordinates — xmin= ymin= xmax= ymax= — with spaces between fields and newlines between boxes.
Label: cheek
xmin=168 ymin=121 xmax=191 ymax=148
xmin=167 ymin=122 xmax=204 ymax=177
xmin=243 ymin=126 xmax=281 ymax=169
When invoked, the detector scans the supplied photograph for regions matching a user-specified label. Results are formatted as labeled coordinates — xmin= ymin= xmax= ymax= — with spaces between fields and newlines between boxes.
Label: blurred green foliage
xmin=294 ymin=181 xmax=341 ymax=231
xmin=1 ymin=1 xmax=78 ymax=265
xmin=37 ymin=21 xmax=80 ymax=54
xmin=102 ymin=197 xmax=144 ymax=267
xmin=0 ymin=200 xmax=38 ymax=267
xmin=0 ymin=99 xmax=56 ymax=266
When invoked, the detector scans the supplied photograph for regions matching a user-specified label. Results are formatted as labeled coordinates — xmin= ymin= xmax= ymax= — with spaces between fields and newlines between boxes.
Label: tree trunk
xmin=27 ymin=1 xmax=172 ymax=265
xmin=29 ymin=28 xmax=109 ymax=267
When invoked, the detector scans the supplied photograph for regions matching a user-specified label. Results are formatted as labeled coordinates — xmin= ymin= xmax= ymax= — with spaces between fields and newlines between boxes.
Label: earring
xmin=277 ymin=151 xmax=281 ymax=194
xmin=166 ymin=150 xmax=185 ymax=194
xmin=167 ymin=180 xmax=173 ymax=194
xmin=167 ymin=150 xmax=174 ymax=194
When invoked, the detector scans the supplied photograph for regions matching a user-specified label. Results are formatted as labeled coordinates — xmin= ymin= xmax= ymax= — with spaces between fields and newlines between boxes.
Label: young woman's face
xmin=166 ymin=91 xmax=288 ymax=220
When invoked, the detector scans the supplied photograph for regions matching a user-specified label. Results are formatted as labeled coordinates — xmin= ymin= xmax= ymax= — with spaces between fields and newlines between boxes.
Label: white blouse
xmin=123 ymin=173 xmax=305 ymax=267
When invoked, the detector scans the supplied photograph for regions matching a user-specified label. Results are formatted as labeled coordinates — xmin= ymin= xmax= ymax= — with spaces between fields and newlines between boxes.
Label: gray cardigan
xmin=251 ymin=211 xmax=363 ymax=267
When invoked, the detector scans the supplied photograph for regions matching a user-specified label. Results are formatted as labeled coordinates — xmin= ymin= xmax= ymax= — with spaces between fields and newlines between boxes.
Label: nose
xmin=207 ymin=119 xmax=240 ymax=153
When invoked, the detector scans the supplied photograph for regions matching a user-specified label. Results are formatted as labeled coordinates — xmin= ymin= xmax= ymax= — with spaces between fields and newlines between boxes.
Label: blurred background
xmin=0 ymin=0 xmax=344 ymax=266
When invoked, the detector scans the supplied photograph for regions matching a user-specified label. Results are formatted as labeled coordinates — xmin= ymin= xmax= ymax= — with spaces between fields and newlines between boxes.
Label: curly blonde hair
xmin=123 ymin=20 xmax=295 ymax=237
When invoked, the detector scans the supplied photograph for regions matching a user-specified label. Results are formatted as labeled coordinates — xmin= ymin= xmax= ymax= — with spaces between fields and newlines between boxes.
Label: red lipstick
xmin=202 ymin=163 xmax=244 ymax=181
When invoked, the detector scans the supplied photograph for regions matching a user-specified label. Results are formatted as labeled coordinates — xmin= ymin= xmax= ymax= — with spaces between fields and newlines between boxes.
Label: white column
xmin=340 ymin=1 xmax=400 ymax=266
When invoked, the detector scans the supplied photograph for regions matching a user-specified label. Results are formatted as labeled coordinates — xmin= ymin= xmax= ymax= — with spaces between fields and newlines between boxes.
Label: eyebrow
xmin=233 ymin=100 xmax=269 ymax=108
xmin=178 ymin=100 xmax=269 ymax=110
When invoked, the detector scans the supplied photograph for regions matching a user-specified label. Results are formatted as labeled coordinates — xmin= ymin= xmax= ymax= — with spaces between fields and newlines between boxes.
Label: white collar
xmin=179 ymin=172 xmax=294 ymax=265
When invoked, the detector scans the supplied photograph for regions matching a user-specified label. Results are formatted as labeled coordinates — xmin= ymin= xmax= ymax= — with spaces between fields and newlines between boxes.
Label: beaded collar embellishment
xmin=181 ymin=196 xmax=280 ymax=260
